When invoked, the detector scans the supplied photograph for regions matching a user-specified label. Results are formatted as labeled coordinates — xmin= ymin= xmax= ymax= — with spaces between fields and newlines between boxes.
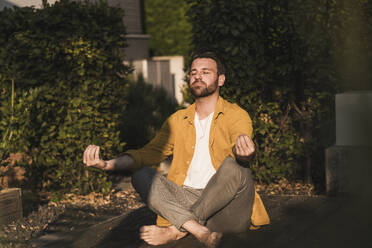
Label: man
xmin=83 ymin=51 xmax=270 ymax=247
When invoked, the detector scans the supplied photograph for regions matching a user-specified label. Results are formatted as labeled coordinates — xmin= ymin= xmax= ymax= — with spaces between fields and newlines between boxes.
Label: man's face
xmin=189 ymin=58 xmax=224 ymax=98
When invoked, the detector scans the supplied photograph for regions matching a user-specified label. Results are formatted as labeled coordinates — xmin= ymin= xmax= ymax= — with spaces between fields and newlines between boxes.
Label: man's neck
xmin=195 ymin=92 xmax=219 ymax=120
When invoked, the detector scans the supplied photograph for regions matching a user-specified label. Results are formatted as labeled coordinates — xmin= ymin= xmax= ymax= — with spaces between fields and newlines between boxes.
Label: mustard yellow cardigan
xmin=126 ymin=96 xmax=270 ymax=228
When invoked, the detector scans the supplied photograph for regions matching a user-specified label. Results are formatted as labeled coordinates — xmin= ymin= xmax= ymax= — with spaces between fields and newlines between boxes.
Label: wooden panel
xmin=109 ymin=0 xmax=142 ymax=34
xmin=0 ymin=188 xmax=22 ymax=225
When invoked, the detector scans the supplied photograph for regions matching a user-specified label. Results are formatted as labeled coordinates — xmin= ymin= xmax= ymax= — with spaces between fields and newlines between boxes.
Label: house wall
xmin=0 ymin=0 xmax=57 ymax=9
xmin=132 ymin=56 xmax=186 ymax=104
xmin=110 ymin=0 xmax=142 ymax=34
xmin=152 ymin=56 xmax=185 ymax=104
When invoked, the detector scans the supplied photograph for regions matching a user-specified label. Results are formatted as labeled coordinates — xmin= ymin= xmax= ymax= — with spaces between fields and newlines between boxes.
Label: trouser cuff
xmin=176 ymin=213 xmax=205 ymax=232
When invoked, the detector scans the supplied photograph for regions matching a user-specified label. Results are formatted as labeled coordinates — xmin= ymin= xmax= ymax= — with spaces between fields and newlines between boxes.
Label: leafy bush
xmin=185 ymin=0 xmax=372 ymax=185
xmin=145 ymin=0 xmax=192 ymax=57
xmin=0 ymin=0 xmax=130 ymax=194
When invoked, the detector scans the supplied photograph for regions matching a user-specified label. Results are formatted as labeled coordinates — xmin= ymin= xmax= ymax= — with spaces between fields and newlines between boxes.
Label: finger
xmin=83 ymin=147 xmax=88 ymax=164
xmin=242 ymin=135 xmax=254 ymax=151
xmin=237 ymin=136 xmax=250 ymax=156
xmin=239 ymin=141 xmax=250 ymax=156
xmin=89 ymin=146 xmax=97 ymax=162
xmin=241 ymin=136 xmax=248 ymax=147
xmin=94 ymin=146 xmax=100 ymax=161
xmin=84 ymin=145 xmax=92 ymax=164
xmin=235 ymin=136 xmax=245 ymax=155
xmin=238 ymin=135 xmax=250 ymax=149
xmin=91 ymin=146 xmax=98 ymax=161
xmin=235 ymin=142 xmax=243 ymax=156
xmin=242 ymin=135 xmax=253 ymax=146
xmin=237 ymin=136 xmax=245 ymax=149
xmin=234 ymin=139 xmax=240 ymax=154
xmin=240 ymin=137 xmax=255 ymax=157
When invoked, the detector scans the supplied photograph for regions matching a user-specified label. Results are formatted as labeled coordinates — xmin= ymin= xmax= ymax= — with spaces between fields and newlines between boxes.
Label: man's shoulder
xmin=173 ymin=106 xmax=190 ymax=116
xmin=168 ymin=104 xmax=194 ymax=121
xmin=221 ymin=97 xmax=249 ymax=115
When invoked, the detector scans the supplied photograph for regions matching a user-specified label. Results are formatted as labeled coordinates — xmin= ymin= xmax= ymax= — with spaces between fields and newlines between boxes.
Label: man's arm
xmin=83 ymin=113 xmax=176 ymax=171
xmin=83 ymin=114 xmax=176 ymax=171
xmin=83 ymin=145 xmax=135 ymax=171
xmin=228 ymin=106 xmax=255 ymax=162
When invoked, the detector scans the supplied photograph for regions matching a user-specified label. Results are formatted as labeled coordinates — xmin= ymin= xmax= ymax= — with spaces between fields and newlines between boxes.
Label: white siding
xmin=1 ymin=0 xmax=144 ymax=35
xmin=0 ymin=0 xmax=58 ymax=9
xmin=109 ymin=0 xmax=142 ymax=34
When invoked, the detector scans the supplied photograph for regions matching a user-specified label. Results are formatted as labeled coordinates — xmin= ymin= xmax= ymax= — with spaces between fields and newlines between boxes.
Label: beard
xmin=189 ymin=78 xmax=219 ymax=98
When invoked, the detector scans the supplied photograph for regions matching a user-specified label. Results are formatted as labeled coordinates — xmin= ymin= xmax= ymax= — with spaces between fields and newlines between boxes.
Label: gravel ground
xmin=0 ymin=187 xmax=144 ymax=248
xmin=0 ymin=176 xmax=316 ymax=248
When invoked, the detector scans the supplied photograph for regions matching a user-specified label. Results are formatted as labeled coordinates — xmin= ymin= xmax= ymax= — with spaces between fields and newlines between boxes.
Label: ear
xmin=218 ymin=74 xmax=225 ymax=87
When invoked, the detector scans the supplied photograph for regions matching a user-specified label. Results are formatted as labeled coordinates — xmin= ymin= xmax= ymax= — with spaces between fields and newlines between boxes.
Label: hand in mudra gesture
xmin=233 ymin=134 xmax=255 ymax=161
xmin=83 ymin=145 xmax=107 ymax=170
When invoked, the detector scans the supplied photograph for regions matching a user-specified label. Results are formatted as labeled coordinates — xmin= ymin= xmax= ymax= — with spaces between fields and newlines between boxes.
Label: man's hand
xmin=233 ymin=134 xmax=255 ymax=161
xmin=83 ymin=145 xmax=110 ymax=170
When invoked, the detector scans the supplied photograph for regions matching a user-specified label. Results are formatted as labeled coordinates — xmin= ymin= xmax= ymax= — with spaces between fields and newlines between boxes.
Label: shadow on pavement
xmin=91 ymin=206 xmax=156 ymax=248
xmin=70 ymin=195 xmax=372 ymax=248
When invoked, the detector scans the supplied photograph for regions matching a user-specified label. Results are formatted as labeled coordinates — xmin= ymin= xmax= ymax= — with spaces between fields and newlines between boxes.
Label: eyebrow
xmin=190 ymin=68 xmax=214 ymax=72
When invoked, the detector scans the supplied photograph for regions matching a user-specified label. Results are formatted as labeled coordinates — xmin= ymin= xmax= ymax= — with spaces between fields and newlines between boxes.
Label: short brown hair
xmin=190 ymin=51 xmax=225 ymax=75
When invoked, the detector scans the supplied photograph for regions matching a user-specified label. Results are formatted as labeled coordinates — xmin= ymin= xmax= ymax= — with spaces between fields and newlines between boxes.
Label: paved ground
xmin=30 ymin=193 xmax=372 ymax=248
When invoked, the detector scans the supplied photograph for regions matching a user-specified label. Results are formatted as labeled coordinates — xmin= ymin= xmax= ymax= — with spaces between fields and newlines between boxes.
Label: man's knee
xmin=217 ymin=156 xmax=253 ymax=184
xmin=131 ymin=167 xmax=165 ymax=210
xmin=131 ymin=167 xmax=154 ymax=186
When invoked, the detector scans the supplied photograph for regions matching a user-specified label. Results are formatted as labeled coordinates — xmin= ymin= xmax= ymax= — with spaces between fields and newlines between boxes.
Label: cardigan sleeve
xmin=228 ymin=105 xmax=253 ymax=145
xmin=125 ymin=114 xmax=176 ymax=169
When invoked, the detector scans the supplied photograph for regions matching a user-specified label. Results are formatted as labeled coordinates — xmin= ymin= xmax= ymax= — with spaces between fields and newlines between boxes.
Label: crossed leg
xmin=132 ymin=167 xmax=218 ymax=246
xmin=139 ymin=221 xmax=221 ymax=248
xmin=131 ymin=156 xmax=254 ymax=247
xmin=139 ymin=225 xmax=187 ymax=246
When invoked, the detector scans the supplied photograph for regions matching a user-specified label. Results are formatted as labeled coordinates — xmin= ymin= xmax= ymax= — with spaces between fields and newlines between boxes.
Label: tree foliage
xmin=186 ymin=0 xmax=372 ymax=184
xmin=145 ymin=0 xmax=192 ymax=57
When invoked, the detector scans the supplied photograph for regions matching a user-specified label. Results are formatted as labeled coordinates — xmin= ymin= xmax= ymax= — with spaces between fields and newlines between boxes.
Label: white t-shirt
xmin=183 ymin=112 xmax=216 ymax=189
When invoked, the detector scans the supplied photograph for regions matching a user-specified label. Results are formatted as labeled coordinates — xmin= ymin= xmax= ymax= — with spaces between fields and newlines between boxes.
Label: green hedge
xmin=0 ymin=0 xmax=130 ymax=194
xmin=186 ymin=0 xmax=372 ymax=184
xmin=120 ymin=76 xmax=178 ymax=150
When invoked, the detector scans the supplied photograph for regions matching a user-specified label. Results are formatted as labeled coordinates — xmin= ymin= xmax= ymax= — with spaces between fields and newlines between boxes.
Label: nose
xmin=193 ymin=71 xmax=202 ymax=80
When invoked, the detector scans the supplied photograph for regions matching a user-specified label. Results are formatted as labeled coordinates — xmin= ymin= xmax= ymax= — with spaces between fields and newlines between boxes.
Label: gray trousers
xmin=131 ymin=156 xmax=255 ymax=233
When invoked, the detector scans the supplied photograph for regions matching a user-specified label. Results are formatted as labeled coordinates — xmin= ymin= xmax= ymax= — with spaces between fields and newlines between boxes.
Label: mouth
xmin=191 ymin=81 xmax=206 ymax=87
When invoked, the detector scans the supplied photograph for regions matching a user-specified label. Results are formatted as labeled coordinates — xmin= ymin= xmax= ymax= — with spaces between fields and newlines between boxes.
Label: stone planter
xmin=0 ymin=188 xmax=22 ymax=225
xmin=325 ymin=91 xmax=372 ymax=196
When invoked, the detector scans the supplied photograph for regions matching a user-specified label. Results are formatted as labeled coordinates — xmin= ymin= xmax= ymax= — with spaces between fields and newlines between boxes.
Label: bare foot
xmin=139 ymin=225 xmax=187 ymax=245
xmin=182 ymin=220 xmax=222 ymax=248
xmin=196 ymin=228 xmax=223 ymax=248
